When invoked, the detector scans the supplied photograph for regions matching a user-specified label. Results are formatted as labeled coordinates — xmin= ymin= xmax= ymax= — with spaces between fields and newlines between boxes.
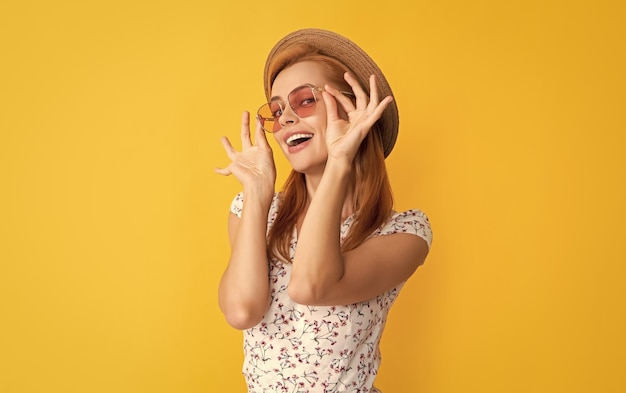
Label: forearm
xmin=218 ymin=190 xmax=272 ymax=328
xmin=289 ymin=159 xmax=351 ymax=300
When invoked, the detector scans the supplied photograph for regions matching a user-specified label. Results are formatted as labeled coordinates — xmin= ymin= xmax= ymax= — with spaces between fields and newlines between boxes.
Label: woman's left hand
xmin=322 ymin=73 xmax=393 ymax=164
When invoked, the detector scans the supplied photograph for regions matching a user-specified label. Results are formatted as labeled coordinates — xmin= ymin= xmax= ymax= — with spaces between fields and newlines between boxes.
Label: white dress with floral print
xmin=230 ymin=192 xmax=432 ymax=393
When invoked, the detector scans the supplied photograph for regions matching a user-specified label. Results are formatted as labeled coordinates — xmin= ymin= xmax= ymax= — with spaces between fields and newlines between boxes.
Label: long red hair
xmin=265 ymin=44 xmax=394 ymax=263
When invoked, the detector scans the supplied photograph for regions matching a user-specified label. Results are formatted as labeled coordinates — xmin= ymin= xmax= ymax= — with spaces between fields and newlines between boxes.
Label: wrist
xmin=242 ymin=184 xmax=275 ymax=207
xmin=325 ymin=157 xmax=352 ymax=176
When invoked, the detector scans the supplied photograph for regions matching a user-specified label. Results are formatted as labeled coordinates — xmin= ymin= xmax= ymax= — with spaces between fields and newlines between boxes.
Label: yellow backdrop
xmin=1 ymin=0 xmax=624 ymax=392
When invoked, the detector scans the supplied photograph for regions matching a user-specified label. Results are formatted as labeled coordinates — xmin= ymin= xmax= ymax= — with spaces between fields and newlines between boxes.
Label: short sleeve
xmin=229 ymin=192 xmax=244 ymax=218
xmin=376 ymin=209 xmax=433 ymax=249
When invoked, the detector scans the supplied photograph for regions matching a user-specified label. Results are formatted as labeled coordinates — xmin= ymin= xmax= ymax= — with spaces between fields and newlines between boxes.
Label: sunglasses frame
xmin=257 ymin=84 xmax=355 ymax=133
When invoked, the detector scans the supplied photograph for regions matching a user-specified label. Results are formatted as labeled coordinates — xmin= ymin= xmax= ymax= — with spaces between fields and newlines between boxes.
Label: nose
xmin=278 ymin=104 xmax=299 ymax=128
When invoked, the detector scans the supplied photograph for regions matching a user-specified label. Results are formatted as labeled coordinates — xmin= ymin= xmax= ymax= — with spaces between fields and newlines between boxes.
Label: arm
xmin=288 ymin=159 xmax=430 ymax=306
xmin=218 ymin=193 xmax=272 ymax=329
xmin=216 ymin=112 xmax=276 ymax=329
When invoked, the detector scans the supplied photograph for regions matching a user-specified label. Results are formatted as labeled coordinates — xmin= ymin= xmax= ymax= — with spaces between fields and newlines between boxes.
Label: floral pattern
xmin=230 ymin=192 xmax=432 ymax=392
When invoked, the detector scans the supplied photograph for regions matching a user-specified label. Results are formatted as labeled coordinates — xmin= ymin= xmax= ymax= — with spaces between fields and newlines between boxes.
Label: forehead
xmin=270 ymin=61 xmax=329 ymax=99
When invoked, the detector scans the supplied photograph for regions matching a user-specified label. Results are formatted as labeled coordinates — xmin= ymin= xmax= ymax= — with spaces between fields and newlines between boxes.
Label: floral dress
xmin=230 ymin=192 xmax=433 ymax=393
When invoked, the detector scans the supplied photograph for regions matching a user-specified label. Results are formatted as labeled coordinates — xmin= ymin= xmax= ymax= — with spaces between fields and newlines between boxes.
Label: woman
xmin=216 ymin=29 xmax=432 ymax=393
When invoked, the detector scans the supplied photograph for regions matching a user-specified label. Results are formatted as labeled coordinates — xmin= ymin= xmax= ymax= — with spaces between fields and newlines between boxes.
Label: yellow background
xmin=1 ymin=0 xmax=624 ymax=392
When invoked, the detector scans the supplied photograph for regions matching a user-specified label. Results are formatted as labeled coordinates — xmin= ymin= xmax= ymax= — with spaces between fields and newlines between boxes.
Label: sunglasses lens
xmin=257 ymin=86 xmax=319 ymax=132
xmin=289 ymin=86 xmax=318 ymax=117
xmin=258 ymin=102 xmax=281 ymax=132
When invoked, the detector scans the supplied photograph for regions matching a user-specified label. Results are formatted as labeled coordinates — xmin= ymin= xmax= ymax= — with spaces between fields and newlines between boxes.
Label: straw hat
xmin=263 ymin=28 xmax=399 ymax=158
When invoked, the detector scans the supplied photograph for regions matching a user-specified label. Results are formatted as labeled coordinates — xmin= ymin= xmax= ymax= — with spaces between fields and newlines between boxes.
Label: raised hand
xmin=322 ymin=73 xmax=393 ymax=163
xmin=215 ymin=111 xmax=276 ymax=196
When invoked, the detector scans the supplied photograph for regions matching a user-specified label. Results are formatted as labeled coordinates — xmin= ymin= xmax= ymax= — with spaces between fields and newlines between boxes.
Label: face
xmin=268 ymin=61 xmax=336 ymax=174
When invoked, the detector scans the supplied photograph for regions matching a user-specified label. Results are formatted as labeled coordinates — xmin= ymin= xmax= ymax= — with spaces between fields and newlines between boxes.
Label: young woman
xmin=216 ymin=28 xmax=432 ymax=393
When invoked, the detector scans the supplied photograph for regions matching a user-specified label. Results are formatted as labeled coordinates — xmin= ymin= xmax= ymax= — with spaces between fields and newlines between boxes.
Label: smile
xmin=286 ymin=133 xmax=314 ymax=146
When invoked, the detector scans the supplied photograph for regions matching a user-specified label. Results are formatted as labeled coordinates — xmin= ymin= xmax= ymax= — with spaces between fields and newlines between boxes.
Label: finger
xmin=254 ymin=114 xmax=272 ymax=150
xmin=240 ymin=111 xmax=252 ymax=149
xmin=369 ymin=95 xmax=394 ymax=123
xmin=344 ymin=72 xmax=368 ymax=108
xmin=214 ymin=166 xmax=232 ymax=176
xmin=220 ymin=136 xmax=239 ymax=160
xmin=367 ymin=75 xmax=380 ymax=108
xmin=325 ymin=84 xmax=355 ymax=113
xmin=350 ymin=95 xmax=393 ymax=134
xmin=322 ymin=91 xmax=341 ymax=123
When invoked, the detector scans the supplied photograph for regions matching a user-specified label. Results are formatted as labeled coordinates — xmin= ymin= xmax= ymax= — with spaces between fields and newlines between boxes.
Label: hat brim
xmin=263 ymin=28 xmax=398 ymax=158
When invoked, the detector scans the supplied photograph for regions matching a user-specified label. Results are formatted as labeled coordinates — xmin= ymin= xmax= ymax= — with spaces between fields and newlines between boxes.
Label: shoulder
xmin=229 ymin=191 xmax=282 ymax=218
xmin=372 ymin=209 xmax=433 ymax=249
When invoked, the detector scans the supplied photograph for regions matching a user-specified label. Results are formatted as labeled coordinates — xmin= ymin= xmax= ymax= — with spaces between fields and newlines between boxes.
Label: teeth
xmin=286 ymin=133 xmax=313 ymax=146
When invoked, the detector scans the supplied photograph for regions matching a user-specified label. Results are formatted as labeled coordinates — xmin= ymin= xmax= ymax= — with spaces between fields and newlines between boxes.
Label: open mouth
xmin=286 ymin=133 xmax=314 ymax=147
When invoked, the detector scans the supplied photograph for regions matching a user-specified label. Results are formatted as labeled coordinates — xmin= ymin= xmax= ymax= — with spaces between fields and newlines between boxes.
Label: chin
xmin=288 ymin=160 xmax=327 ymax=176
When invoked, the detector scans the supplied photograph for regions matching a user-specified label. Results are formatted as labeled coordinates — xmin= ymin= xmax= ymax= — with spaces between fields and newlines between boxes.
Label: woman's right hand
xmin=215 ymin=111 xmax=276 ymax=196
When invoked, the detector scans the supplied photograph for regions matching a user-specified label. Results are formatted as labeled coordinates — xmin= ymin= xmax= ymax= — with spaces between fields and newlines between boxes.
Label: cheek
xmin=314 ymin=104 xmax=331 ymax=127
